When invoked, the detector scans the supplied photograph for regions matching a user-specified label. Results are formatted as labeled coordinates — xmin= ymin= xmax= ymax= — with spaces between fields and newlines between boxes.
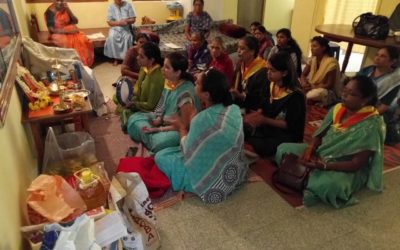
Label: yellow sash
xmin=269 ymin=82 xmax=292 ymax=103
xmin=234 ymin=56 xmax=266 ymax=90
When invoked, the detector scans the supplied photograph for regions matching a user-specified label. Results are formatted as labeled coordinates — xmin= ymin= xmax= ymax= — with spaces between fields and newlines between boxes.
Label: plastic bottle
xmin=75 ymin=169 xmax=107 ymax=211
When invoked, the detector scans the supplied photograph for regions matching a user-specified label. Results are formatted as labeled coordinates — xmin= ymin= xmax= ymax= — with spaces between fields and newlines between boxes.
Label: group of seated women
xmin=110 ymin=24 xmax=398 ymax=209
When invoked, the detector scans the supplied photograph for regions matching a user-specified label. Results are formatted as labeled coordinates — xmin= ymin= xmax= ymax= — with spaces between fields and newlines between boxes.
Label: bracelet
xmin=322 ymin=162 xmax=327 ymax=170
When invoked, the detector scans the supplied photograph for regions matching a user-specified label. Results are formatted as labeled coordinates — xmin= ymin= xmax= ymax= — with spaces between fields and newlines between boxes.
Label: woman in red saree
xmin=45 ymin=0 xmax=94 ymax=67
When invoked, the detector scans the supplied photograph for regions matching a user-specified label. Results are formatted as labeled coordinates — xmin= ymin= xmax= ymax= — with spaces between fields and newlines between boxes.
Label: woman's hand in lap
xmin=244 ymin=110 xmax=264 ymax=128
xmin=150 ymin=116 xmax=162 ymax=127
xmin=301 ymin=159 xmax=325 ymax=169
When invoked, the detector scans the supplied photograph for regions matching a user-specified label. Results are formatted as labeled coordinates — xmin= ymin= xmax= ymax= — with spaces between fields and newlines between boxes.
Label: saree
xmin=155 ymin=104 xmax=249 ymax=203
xmin=45 ymin=5 xmax=94 ymax=67
xmin=104 ymin=1 xmax=136 ymax=60
xmin=358 ymin=66 xmax=400 ymax=144
xmin=275 ymin=104 xmax=385 ymax=208
xmin=127 ymin=80 xmax=199 ymax=153
xmin=306 ymin=55 xmax=340 ymax=105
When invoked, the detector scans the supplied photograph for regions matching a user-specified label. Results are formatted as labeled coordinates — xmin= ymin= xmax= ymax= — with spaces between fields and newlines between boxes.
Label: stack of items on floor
xmin=21 ymin=129 xmax=161 ymax=250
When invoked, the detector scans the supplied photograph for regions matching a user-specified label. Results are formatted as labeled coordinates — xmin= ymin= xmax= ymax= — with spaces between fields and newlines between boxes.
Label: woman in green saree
xmin=155 ymin=69 xmax=248 ymax=203
xmin=115 ymin=42 xmax=164 ymax=132
xmin=276 ymin=75 xmax=385 ymax=208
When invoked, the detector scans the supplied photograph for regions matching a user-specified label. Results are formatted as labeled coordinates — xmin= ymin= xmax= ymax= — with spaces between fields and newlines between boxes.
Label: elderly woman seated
xmin=187 ymin=31 xmax=211 ymax=74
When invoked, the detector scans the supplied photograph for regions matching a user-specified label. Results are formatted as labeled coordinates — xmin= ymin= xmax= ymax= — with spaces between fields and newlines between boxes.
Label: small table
xmin=315 ymin=24 xmax=400 ymax=73
xmin=22 ymin=95 xmax=92 ymax=170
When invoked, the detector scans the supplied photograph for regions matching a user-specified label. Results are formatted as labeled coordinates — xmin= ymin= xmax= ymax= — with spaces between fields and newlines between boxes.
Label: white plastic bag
xmin=42 ymin=127 xmax=97 ymax=176
xmin=44 ymin=214 xmax=101 ymax=250
xmin=110 ymin=172 xmax=160 ymax=250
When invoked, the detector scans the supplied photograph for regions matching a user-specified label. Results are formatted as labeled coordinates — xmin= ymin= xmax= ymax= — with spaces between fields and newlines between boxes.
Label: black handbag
xmin=352 ymin=12 xmax=389 ymax=40
xmin=275 ymin=153 xmax=311 ymax=192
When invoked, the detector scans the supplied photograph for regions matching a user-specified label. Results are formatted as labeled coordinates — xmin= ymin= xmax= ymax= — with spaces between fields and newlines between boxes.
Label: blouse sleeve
xmin=127 ymin=3 xmax=136 ymax=18
xmin=45 ymin=9 xmax=55 ymax=29
xmin=107 ymin=5 xmax=115 ymax=21
xmin=203 ymin=12 xmax=212 ymax=31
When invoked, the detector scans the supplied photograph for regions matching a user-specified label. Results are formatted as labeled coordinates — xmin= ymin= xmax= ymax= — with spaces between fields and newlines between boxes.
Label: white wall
xmin=264 ymin=0 xmax=295 ymax=32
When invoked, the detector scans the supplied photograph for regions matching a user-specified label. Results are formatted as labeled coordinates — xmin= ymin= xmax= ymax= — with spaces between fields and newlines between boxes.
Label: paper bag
xmin=110 ymin=172 xmax=160 ymax=250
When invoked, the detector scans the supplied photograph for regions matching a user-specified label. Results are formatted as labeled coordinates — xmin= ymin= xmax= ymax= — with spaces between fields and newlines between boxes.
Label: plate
xmin=63 ymin=89 xmax=90 ymax=100
xmin=53 ymin=103 xmax=72 ymax=114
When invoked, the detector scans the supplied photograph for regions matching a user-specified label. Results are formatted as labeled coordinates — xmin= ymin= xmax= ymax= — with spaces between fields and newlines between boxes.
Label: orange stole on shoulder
xmin=332 ymin=103 xmax=378 ymax=131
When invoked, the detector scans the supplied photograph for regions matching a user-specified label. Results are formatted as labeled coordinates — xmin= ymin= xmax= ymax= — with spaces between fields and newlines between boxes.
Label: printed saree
xmin=127 ymin=80 xmax=198 ymax=153
xmin=275 ymin=104 xmax=385 ymax=208
xmin=155 ymin=104 xmax=249 ymax=203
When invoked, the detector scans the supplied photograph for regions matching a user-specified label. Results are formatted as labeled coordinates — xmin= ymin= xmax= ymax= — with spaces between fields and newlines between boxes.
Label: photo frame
xmin=0 ymin=0 xmax=21 ymax=127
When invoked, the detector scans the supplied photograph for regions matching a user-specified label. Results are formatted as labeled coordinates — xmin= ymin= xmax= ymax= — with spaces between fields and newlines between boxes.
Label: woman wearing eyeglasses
xmin=276 ymin=76 xmax=384 ymax=208
xmin=155 ymin=69 xmax=248 ymax=204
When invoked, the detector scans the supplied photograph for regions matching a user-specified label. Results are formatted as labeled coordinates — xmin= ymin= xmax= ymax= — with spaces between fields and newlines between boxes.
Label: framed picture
xmin=0 ymin=0 xmax=21 ymax=127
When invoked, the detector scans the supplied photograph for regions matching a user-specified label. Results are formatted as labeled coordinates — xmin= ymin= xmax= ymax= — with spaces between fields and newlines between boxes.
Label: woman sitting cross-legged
xmin=187 ymin=31 xmax=211 ymax=74
xmin=127 ymin=52 xmax=200 ymax=153
xmin=208 ymin=36 xmax=234 ymax=86
xmin=120 ymin=33 xmax=152 ymax=81
xmin=231 ymin=36 xmax=268 ymax=112
xmin=244 ymin=51 xmax=306 ymax=157
xmin=300 ymin=36 xmax=341 ymax=106
xmin=155 ymin=69 xmax=249 ymax=204
xmin=45 ymin=0 xmax=94 ymax=67
xmin=267 ymin=28 xmax=303 ymax=77
xmin=275 ymin=75 xmax=385 ymax=208
xmin=114 ymin=42 xmax=164 ymax=131
xmin=357 ymin=45 xmax=400 ymax=146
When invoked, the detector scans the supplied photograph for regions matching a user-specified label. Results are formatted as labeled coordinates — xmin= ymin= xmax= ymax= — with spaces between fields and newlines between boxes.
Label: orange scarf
xmin=332 ymin=103 xmax=379 ymax=131
xmin=164 ymin=79 xmax=183 ymax=91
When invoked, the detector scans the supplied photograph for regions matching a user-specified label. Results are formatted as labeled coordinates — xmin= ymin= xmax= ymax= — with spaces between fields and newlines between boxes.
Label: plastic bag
xmin=44 ymin=214 xmax=101 ymax=250
xmin=42 ymin=127 xmax=97 ymax=176
xmin=26 ymin=175 xmax=87 ymax=224
xmin=109 ymin=172 xmax=160 ymax=250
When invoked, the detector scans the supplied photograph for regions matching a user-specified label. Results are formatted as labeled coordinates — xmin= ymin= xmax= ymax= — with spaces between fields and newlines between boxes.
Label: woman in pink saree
xmin=45 ymin=0 xmax=94 ymax=67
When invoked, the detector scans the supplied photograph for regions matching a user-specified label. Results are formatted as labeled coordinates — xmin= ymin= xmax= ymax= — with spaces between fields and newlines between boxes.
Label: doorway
xmin=237 ymin=0 xmax=265 ymax=28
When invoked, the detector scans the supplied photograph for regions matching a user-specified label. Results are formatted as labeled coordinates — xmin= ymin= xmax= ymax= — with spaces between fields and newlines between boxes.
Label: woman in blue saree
xmin=155 ymin=69 xmax=249 ymax=203
xmin=276 ymin=76 xmax=385 ymax=208
xmin=127 ymin=52 xmax=199 ymax=153
xmin=358 ymin=46 xmax=400 ymax=146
